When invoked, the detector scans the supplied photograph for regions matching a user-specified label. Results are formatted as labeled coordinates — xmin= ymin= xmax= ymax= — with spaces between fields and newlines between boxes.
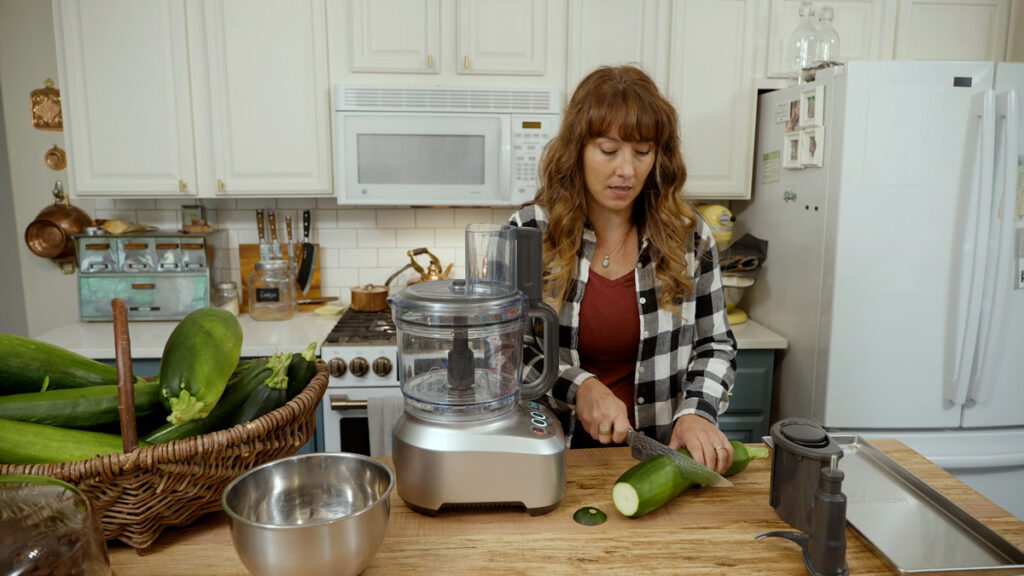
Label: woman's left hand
xmin=668 ymin=414 xmax=733 ymax=474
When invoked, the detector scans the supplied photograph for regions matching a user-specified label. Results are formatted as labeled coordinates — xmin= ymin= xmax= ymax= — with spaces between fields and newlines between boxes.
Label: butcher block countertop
xmin=107 ymin=439 xmax=1023 ymax=575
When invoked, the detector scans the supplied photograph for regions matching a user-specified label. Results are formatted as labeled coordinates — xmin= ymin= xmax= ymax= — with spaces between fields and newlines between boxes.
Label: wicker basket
xmin=0 ymin=301 xmax=329 ymax=549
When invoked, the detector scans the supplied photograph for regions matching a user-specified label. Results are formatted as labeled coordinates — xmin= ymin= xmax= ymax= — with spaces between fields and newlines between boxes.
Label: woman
xmin=509 ymin=65 xmax=737 ymax=473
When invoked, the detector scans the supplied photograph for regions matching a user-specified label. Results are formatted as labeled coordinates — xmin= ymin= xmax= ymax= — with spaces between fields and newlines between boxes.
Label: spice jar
xmin=246 ymin=259 xmax=296 ymax=321
xmin=212 ymin=281 xmax=240 ymax=316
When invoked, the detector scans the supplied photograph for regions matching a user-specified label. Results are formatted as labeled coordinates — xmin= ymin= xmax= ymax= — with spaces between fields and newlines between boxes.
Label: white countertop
xmin=732 ymin=319 xmax=788 ymax=350
xmin=34 ymin=312 xmax=340 ymax=359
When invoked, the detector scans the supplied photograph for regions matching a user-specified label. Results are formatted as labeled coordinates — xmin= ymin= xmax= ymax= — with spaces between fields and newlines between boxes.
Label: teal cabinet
xmin=719 ymin=349 xmax=774 ymax=443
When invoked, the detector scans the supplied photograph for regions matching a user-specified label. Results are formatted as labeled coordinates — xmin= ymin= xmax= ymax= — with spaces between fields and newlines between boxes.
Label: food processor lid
xmin=388 ymin=279 xmax=527 ymax=327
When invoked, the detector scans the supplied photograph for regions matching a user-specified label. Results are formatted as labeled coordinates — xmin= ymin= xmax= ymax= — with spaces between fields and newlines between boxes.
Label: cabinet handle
xmin=178 ymin=179 xmax=186 ymax=192
xmin=217 ymin=179 xmax=225 ymax=192
xmin=464 ymin=55 xmax=469 ymax=70
xmin=427 ymin=54 xmax=433 ymax=69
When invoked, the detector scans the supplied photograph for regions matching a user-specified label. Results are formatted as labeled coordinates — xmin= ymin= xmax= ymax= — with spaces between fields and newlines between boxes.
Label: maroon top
xmin=572 ymin=269 xmax=640 ymax=447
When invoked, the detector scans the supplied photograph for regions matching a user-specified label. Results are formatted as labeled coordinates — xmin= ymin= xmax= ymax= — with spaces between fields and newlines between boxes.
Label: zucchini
xmin=612 ymin=440 xmax=770 ymax=518
xmin=0 ymin=417 xmax=149 ymax=465
xmin=0 ymin=334 xmax=126 ymax=395
xmin=0 ymin=381 xmax=163 ymax=429
xmin=225 ymin=351 xmax=292 ymax=427
xmin=142 ymin=353 xmax=286 ymax=444
xmin=158 ymin=307 xmax=243 ymax=424
xmin=285 ymin=341 xmax=318 ymax=399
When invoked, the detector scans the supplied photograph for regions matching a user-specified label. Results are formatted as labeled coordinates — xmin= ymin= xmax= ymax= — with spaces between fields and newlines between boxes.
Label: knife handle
xmin=285 ymin=216 xmax=293 ymax=243
xmin=302 ymin=210 xmax=311 ymax=241
xmin=268 ymin=211 xmax=278 ymax=242
xmin=256 ymin=209 xmax=265 ymax=241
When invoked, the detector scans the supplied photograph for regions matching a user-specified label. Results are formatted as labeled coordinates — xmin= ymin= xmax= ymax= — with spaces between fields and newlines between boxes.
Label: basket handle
xmin=112 ymin=298 xmax=139 ymax=453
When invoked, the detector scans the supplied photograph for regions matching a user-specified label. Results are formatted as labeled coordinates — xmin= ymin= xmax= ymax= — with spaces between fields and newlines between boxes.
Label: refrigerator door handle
xmin=948 ymin=90 xmax=996 ymax=407
xmin=969 ymin=89 xmax=1021 ymax=404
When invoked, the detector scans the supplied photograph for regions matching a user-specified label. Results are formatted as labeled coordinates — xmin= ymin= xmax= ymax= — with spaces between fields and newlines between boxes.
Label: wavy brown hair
xmin=532 ymin=65 xmax=698 ymax=311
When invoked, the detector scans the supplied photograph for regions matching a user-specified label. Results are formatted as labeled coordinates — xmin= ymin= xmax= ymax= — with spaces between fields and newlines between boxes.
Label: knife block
xmin=237 ymin=244 xmax=321 ymax=313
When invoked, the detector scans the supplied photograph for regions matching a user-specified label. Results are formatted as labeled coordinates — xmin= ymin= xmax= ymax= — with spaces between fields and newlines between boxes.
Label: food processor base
xmin=392 ymin=401 xmax=566 ymax=516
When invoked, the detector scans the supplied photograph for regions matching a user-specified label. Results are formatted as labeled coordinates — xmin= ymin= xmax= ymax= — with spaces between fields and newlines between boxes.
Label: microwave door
xmin=338 ymin=113 xmax=504 ymax=206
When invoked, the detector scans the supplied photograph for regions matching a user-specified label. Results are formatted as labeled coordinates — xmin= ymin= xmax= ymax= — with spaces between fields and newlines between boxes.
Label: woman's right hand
xmin=575 ymin=377 xmax=630 ymax=444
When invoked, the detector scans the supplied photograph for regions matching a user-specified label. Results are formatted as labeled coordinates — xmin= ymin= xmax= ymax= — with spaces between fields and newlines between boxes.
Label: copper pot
xmin=349 ymin=284 xmax=389 ymax=312
xmin=24 ymin=180 xmax=92 ymax=273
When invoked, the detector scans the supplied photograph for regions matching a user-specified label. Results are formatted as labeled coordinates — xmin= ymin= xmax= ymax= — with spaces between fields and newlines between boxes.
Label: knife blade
xmin=296 ymin=209 xmax=317 ymax=295
xmin=296 ymin=296 xmax=338 ymax=305
xmin=256 ymin=209 xmax=271 ymax=261
xmin=627 ymin=429 xmax=732 ymax=488
xmin=268 ymin=210 xmax=281 ymax=258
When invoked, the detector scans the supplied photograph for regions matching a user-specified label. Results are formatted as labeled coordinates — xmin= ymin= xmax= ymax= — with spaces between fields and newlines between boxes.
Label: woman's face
xmin=582 ymin=127 xmax=656 ymax=217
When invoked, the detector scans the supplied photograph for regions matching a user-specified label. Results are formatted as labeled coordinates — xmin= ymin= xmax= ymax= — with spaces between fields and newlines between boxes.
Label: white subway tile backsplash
xmin=338 ymin=209 xmax=377 ymax=228
xmin=318 ymin=228 xmax=358 ymax=247
xmin=359 ymin=267 xmax=399 ymax=286
xmin=95 ymin=209 xmax=139 ymax=222
xmin=378 ymin=248 xmax=411 ymax=267
xmin=396 ymin=228 xmax=435 ymax=247
xmin=434 ymin=228 xmax=464 ymax=248
xmin=316 ymin=197 xmax=340 ymax=209
xmin=492 ymin=207 xmax=515 ymax=224
xmin=415 ymin=208 xmax=453 ymax=228
xmin=114 ymin=199 xmax=156 ymax=209
xmin=454 ymin=208 xmax=495 ymax=228
xmin=318 ymin=247 xmax=340 ymax=268
xmin=235 ymin=198 xmax=277 ymax=210
xmin=218 ymin=209 xmax=258 ymax=230
xmin=202 ymin=199 xmax=237 ymax=210
xmin=312 ymin=210 xmax=338 ymax=229
xmin=155 ymin=199 xmax=189 ymax=210
xmin=338 ymin=248 xmax=378 ymax=268
xmin=276 ymin=198 xmax=316 ymax=210
xmin=236 ymin=230 xmax=259 ymax=244
xmin=377 ymin=209 xmax=416 ymax=228
xmin=358 ymin=228 xmax=396 ymax=248
xmin=93 ymin=199 xmax=117 ymax=210
xmin=136 ymin=210 xmax=179 ymax=230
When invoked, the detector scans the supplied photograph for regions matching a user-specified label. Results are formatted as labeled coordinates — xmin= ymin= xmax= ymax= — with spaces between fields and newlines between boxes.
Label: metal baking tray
xmin=832 ymin=434 xmax=1024 ymax=575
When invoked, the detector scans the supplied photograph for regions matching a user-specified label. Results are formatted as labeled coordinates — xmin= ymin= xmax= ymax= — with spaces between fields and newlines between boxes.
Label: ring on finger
xmin=599 ymin=427 xmax=611 ymax=435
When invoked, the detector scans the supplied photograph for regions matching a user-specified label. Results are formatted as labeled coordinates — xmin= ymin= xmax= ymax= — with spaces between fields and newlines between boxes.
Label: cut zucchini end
xmin=573 ymin=506 xmax=608 ymax=526
xmin=611 ymin=483 xmax=640 ymax=517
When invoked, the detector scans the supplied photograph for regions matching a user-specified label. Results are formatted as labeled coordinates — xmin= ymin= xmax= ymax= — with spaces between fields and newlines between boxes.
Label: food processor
xmin=388 ymin=224 xmax=565 ymax=516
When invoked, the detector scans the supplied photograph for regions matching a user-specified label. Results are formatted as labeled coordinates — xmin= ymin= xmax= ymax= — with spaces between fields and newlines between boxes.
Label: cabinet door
xmin=764 ymin=0 xmax=891 ymax=79
xmin=205 ymin=0 xmax=332 ymax=196
xmin=456 ymin=0 xmax=546 ymax=75
xmin=565 ymin=0 xmax=669 ymax=92
xmin=54 ymin=0 xmax=197 ymax=197
xmin=894 ymin=0 xmax=1011 ymax=61
xmin=349 ymin=0 xmax=440 ymax=73
xmin=667 ymin=0 xmax=757 ymax=199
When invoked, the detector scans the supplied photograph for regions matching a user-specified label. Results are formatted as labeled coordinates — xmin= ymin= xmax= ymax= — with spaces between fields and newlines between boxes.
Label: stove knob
xmin=349 ymin=356 xmax=369 ymax=377
xmin=327 ymin=358 xmax=347 ymax=378
xmin=372 ymin=357 xmax=392 ymax=377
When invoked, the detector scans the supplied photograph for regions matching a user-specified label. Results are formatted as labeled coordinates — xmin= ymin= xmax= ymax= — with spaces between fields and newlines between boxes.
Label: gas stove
xmin=321 ymin=308 xmax=399 ymax=386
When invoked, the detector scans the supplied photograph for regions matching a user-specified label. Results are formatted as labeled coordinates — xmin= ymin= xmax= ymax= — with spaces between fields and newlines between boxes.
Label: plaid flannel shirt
xmin=509 ymin=204 xmax=737 ymax=446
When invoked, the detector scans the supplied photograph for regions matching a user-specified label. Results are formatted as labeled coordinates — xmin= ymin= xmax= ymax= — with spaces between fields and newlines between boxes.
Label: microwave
xmin=333 ymin=85 xmax=560 ymax=206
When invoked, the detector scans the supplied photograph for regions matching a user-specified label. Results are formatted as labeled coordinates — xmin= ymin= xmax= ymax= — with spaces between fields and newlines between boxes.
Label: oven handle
xmin=330 ymin=394 xmax=368 ymax=411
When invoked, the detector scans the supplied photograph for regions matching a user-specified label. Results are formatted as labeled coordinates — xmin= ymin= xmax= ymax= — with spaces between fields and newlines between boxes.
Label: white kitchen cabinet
xmin=763 ymin=0 xmax=892 ymax=79
xmin=54 ymin=0 xmax=198 ymax=196
xmin=349 ymin=0 xmax=440 ymax=73
xmin=340 ymin=0 xmax=558 ymax=78
xmin=204 ymin=0 xmax=331 ymax=196
xmin=667 ymin=0 xmax=759 ymax=199
xmin=893 ymin=0 xmax=1012 ymax=61
xmin=53 ymin=0 xmax=332 ymax=198
xmin=565 ymin=0 xmax=669 ymax=91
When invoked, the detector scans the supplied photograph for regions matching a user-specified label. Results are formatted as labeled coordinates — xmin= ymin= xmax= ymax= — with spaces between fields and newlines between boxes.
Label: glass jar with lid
xmin=246 ymin=259 xmax=296 ymax=321
xmin=212 ymin=281 xmax=240 ymax=316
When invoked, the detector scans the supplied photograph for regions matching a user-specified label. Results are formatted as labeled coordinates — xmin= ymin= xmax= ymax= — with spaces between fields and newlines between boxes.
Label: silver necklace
xmin=600 ymin=226 xmax=633 ymax=268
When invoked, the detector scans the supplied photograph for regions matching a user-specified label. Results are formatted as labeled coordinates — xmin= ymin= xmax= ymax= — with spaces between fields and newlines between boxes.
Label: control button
xmin=529 ymin=411 xmax=546 ymax=420
xmin=528 ymin=402 xmax=540 ymax=410
xmin=637 ymin=396 xmax=645 ymax=404
xmin=531 ymin=426 xmax=547 ymax=436
xmin=530 ymin=419 xmax=547 ymax=428
xmin=372 ymin=357 xmax=392 ymax=377
xmin=327 ymin=358 xmax=347 ymax=377
xmin=349 ymin=357 xmax=369 ymax=377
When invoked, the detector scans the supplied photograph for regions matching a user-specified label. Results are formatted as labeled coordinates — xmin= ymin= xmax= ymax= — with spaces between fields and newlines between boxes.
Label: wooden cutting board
xmin=237 ymin=243 xmax=322 ymax=313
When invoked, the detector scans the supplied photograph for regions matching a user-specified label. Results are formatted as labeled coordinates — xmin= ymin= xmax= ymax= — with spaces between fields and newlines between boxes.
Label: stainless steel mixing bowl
xmin=221 ymin=453 xmax=394 ymax=576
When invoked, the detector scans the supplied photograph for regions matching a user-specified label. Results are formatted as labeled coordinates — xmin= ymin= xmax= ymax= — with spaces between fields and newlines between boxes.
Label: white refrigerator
xmin=735 ymin=60 xmax=1024 ymax=520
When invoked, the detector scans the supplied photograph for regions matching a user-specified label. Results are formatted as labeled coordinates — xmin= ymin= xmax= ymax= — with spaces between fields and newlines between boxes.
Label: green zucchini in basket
xmin=285 ymin=341 xmax=318 ymax=399
xmin=0 ymin=333 xmax=129 ymax=395
xmin=142 ymin=351 xmax=292 ymax=444
xmin=158 ymin=307 xmax=243 ymax=425
xmin=0 ymin=417 xmax=150 ymax=465
xmin=0 ymin=380 xmax=164 ymax=429
xmin=611 ymin=441 xmax=770 ymax=518
xmin=224 ymin=351 xmax=294 ymax=427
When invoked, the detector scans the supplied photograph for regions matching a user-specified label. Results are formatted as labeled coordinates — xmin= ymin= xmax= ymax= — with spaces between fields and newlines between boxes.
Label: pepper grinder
xmin=757 ymin=454 xmax=849 ymax=576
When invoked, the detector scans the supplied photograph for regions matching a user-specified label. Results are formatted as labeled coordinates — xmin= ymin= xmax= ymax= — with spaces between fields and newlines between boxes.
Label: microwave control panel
xmin=510 ymin=115 xmax=559 ymax=204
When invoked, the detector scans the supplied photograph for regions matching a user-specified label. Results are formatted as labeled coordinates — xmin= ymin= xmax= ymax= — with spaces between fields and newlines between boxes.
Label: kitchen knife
xmin=268 ymin=211 xmax=281 ymax=258
xmin=627 ymin=429 xmax=732 ymax=488
xmin=296 ymin=209 xmax=317 ymax=295
xmin=256 ymin=209 xmax=271 ymax=261
xmin=296 ymin=296 xmax=338 ymax=305
xmin=285 ymin=215 xmax=295 ymax=263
